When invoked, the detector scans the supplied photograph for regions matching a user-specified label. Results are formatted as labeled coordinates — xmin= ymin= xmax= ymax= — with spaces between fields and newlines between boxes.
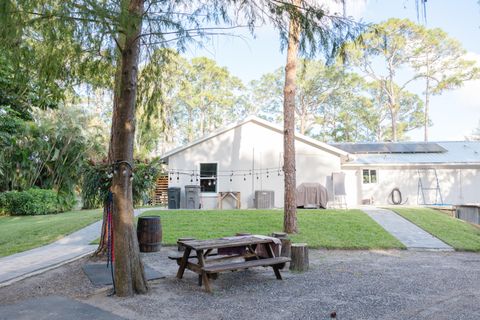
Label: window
xmin=362 ymin=169 xmax=377 ymax=184
xmin=200 ymin=163 xmax=217 ymax=193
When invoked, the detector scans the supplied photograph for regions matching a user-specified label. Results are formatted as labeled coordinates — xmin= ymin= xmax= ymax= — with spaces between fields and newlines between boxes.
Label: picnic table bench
xmin=174 ymin=236 xmax=290 ymax=292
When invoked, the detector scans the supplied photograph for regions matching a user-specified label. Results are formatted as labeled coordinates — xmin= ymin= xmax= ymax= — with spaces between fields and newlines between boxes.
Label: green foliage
xmin=346 ymin=18 xmax=479 ymax=141
xmin=132 ymin=160 xmax=163 ymax=206
xmin=249 ymin=59 xmax=379 ymax=142
xmin=81 ymin=159 xmax=163 ymax=209
xmin=0 ymin=105 xmax=106 ymax=195
xmin=81 ymin=163 xmax=112 ymax=210
xmin=135 ymin=50 xmax=249 ymax=155
xmin=0 ymin=189 xmax=67 ymax=216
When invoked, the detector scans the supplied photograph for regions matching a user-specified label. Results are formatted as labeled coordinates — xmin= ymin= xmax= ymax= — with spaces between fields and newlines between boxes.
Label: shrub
xmin=0 ymin=192 xmax=6 ymax=215
xmin=81 ymin=158 xmax=162 ymax=209
xmin=1 ymin=189 xmax=64 ymax=215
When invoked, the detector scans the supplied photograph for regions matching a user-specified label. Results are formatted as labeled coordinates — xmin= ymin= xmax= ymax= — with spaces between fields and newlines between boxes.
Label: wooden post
xmin=290 ymin=243 xmax=309 ymax=272
xmin=272 ymin=232 xmax=291 ymax=270
xmin=177 ymin=237 xmax=195 ymax=251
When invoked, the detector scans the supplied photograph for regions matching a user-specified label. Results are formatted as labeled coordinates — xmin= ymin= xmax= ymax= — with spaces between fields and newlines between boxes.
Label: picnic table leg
xmin=265 ymin=243 xmax=283 ymax=280
xmin=176 ymin=247 xmax=191 ymax=279
xmin=196 ymin=249 xmax=212 ymax=293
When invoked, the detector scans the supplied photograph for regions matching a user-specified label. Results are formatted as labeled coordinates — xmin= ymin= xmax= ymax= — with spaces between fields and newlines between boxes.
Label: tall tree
xmin=283 ymin=0 xmax=301 ymax=234
xmin=411 ymin=27 xmax=480 ymax=141
xmin=346 ymin=18 xmax=424 ymax=141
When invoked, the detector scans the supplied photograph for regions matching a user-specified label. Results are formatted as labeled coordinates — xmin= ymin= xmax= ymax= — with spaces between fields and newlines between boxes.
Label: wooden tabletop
xmin=178 ymin=236 xmax=274 ymax=250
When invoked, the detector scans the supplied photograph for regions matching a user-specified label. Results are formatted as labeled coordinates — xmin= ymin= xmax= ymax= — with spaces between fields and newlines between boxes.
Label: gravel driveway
xmin=1 ymin=249 xmax=479 ymax=320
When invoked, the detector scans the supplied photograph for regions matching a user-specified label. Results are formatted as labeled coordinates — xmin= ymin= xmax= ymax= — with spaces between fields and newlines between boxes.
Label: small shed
xmin=160 ymin=116 xmax=350 ymax=209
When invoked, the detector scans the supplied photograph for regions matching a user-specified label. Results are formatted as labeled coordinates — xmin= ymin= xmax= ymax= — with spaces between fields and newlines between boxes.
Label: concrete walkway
xmin=0 ymin=207 xmax=163 ymax=287
xmin=362 ymin=207 xmax=453 ymax=251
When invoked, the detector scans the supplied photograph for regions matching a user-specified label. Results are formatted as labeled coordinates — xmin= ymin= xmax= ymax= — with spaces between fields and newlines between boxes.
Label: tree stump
xmin=272 ymin=232 xmax=291 ymax=270
xmin=272 ymin=231 xmax=287 ymax=238
xmin=177 ymin=237 xmax=195 ymax=251
xmin=290 ymin=243 xmax=309 ymax=272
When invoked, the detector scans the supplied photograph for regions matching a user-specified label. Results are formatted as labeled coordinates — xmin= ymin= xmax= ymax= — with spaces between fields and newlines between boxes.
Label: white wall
xmin=166 ymin=121 xmax=344 ymax=209
xmin=348 ymin=166 xmax=480 ymax=205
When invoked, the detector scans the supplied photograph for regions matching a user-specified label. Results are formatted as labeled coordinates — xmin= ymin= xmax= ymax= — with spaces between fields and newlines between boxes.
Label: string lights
xmin=166 ymin=166 xmax=284 ymax=182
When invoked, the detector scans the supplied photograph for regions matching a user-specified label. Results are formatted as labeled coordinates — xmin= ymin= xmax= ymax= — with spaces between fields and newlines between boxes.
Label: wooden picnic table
xmin=175 ymin=236 xmax=290 ymax=292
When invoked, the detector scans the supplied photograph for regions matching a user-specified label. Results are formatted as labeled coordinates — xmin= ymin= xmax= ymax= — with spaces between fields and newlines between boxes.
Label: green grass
xmin=139 ymin=209 xmax=404 ymax=250
xmin=0 ymin=209 xmax=102 ymax=257
xmin=391 ymin=207 xmax=480 ymax=251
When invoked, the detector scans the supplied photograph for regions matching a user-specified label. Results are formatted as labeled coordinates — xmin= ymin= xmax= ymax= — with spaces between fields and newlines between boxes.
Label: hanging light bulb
xmin=208 ymin=181 xmax=211 ymax=186
xmin=243 ymin=175 xmax=246 ymax=181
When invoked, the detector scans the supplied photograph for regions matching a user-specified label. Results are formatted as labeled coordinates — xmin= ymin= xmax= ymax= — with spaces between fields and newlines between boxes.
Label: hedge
xmin=0 ymin=189 xmax=72 ymax=215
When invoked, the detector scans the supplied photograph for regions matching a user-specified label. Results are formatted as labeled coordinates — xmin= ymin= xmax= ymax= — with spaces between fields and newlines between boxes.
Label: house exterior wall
xmin=346 ymin=166 xmax=480 ymax=205
xmin=166 ymin=121 xmax=344 ymax=209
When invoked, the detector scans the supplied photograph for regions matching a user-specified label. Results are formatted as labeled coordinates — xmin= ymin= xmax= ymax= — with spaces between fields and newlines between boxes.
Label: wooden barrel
xmin=137 ymin=216 xmax=162 ymax=252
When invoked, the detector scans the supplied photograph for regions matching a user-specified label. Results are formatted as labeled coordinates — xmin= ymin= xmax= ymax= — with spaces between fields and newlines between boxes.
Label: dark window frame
xmin=199 ymin=163 xmax=217 ymax=193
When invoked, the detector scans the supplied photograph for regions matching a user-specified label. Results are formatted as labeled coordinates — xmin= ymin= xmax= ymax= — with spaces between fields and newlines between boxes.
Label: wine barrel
xmin=137 ymin=216 xmax=162 ymax=252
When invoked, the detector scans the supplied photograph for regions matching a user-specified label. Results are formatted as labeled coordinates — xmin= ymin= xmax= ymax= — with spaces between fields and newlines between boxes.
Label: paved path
xmin=362 ymin=207 xmax=453 ymax=251
xmin=0 ymin=207 xmax=163 ymax=287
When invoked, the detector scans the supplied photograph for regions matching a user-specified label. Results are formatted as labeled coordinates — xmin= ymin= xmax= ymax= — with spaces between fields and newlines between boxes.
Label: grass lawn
xmin=391 ymin=207 xmax=480 ymax=252
xmin=0 ymin=209 xmax=102 ymax=257
xmin=140 ymin=209 xmax=404 ymax=250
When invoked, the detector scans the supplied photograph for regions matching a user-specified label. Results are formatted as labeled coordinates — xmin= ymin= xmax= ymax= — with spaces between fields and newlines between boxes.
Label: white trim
xmin=160 ymin=116 xmax=348 ymax=161
xmin=342 ymin=163 xmax=480 ymax=169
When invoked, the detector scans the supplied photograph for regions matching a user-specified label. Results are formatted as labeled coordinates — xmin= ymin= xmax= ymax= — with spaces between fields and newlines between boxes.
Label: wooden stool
xmin=272 ymin=232 xmax=291 ymax=270
xmin=290 ymin=243 xmax=309 ymax=272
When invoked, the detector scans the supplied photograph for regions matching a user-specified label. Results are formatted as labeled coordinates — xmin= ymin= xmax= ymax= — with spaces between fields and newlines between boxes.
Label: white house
xmin=160 ymin=116 xmax=480 ymax=209
xmin=335 ymin=141 xmax=480 ymax=206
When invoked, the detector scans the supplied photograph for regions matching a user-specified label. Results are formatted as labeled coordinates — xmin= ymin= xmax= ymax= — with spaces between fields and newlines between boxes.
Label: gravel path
xmin=1 ymin=249 xmax=479 ymax=320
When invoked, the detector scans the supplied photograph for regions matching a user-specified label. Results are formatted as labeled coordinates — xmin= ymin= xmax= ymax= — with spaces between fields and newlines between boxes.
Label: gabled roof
xmin=340 ymin=141 xmax=480 ymax=167
xmin=160 ymin=115 xmax=349 ymax=161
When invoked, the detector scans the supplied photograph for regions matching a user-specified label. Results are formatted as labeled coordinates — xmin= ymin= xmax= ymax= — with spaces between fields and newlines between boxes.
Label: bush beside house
xmin=0 ymin=189 xmax=72 ymax=215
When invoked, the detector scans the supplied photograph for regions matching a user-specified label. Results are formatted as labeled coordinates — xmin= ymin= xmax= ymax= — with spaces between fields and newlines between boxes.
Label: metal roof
xmin=340 ymin=141 xmax=480 ymax=166
xmin=331 ymin=142 xmax=447 ymax=154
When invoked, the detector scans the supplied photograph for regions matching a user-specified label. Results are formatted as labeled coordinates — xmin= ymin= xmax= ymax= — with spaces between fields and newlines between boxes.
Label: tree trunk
xmin=110 ymin=0 xmax=148 ymax=297
xmin=94 ymin=44 xmax=124 ymax=259
xmin=391 ymin=109 xmax=397 ymax=142
xmin=424 ymin=77 xmax=430 ymax=142
xmin=299 ymin=113 xmax=306 ymax=135
xmin=283 ymin=0 xmax=300 ymax=234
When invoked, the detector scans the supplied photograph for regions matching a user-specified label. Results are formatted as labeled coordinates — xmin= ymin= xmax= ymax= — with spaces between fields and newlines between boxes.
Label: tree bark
xmin=94 ymin=43 xmax=124 ymax=259
xmin=424 ymin=61 xmax=430 ymax=142
xmin=283 ymin=0 xmax=300 ymax=234
xmin=110 ymin=0 xmax=148 ymax=296
xmin=390 ymin=109 xmax=397 ymax=142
